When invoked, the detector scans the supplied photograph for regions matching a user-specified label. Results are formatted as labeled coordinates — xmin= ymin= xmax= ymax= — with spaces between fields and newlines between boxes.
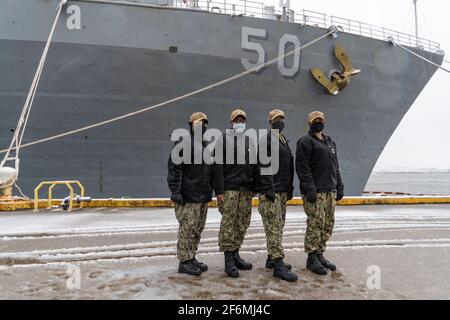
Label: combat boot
xmin=178 ymin=259 xmax=202 ymax=276
xmin=232 ymin=249 xmax=253 ymax=270
xmin=273 ymin=259 xmax=298 ymax=282
xmin=224 ymin=251 xmax=239 ymax=278
xmin=266 ymin=256 xmax=292 ymax=270
xmin=192 ymin=257 xmax=208 ymax=272
xmin=317 ymin=252 xmax=336 ymax=271
xmin=306 ymin=252 xmax=328 ymax=275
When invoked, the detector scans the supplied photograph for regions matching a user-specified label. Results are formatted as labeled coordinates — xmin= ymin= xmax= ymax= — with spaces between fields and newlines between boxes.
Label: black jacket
xmin=167 ymin=135 xmax=223 ymax=203
xmin=295 ymin=131 xmax=344 ymax=195
xmin=222 ymin=131 xmax=272 ymax=193
xmin=266 ymin=132 xmax=294 ymax=194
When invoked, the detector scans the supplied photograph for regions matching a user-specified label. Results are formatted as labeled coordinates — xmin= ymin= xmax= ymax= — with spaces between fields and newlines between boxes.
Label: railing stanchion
xmin=200 ymin=6 xmax=439 ymax=52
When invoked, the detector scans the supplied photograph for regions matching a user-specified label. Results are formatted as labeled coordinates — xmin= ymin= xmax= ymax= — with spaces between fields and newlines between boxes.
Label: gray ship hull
xmin=0 ymin=0 xmax=443 ymax=197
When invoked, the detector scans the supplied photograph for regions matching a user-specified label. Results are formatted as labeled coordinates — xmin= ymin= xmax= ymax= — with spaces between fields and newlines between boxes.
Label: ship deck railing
xmin=171 ymin=0 xmax=441 ymax=53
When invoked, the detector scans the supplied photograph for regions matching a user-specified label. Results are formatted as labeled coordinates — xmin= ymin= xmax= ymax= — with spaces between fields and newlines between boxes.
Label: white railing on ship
xmin=171 ymin=0 xmax=441 ymax=53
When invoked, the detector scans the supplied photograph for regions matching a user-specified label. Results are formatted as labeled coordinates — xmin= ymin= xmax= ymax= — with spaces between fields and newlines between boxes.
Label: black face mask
xmin=190 ymin=124 xmax=207 ymax=135
xmin=272 ymin=122 xmax=285 ymax=132
xmin=310 ymin=122 xmax=324 ymax=133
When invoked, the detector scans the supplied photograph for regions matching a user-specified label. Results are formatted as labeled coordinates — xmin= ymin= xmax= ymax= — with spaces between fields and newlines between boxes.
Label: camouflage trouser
xmin=218 ymin=190 xmax=253 ymax=252
xmin=258 ymin=192 xmax=288 ymax=259
xmin=175 ymin=202 xmax=208 ymax=262
xmin=302 ymin=192 xmax=336 ymax=254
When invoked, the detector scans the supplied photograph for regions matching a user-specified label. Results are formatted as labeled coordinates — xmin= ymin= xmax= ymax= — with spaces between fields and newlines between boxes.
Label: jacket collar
xmin=308 ymin=130 xmax=327 ymax=142
xmin=270 ymin=130 xmax=288 ymax=144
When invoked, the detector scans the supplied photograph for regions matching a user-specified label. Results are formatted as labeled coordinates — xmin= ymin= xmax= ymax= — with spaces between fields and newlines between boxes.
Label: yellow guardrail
xmin=33 ymin=180 xmax=85 ymax=212
xmin=1 ymin=196 xmax=450 ymax=212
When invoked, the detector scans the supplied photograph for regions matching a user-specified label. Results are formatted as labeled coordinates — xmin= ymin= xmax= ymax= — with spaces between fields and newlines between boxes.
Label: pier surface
xmin=0 ymin=205 xmax=449 ymax=299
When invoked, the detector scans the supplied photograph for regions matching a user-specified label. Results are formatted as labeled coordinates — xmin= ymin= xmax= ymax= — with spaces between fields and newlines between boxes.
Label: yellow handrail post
xmin=33 ymin=180 xmax=85 ymax=212
xmin=66 ymin=183 xmax=74 ymax=211
xmin=34 ymin=182 xmax=45 ymax=212
xmin=74 ymin=181 xmax=85 ymax=209
xmin=48 ymin=183 xmax=56 ymax=208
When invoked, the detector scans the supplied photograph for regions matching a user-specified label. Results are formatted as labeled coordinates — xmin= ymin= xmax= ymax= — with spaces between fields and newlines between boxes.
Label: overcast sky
xmin=264 ymin=0 xmax=450 ymax=171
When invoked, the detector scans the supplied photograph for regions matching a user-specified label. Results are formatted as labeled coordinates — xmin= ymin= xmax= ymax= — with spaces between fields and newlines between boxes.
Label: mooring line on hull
xmin=0 ymin=0 xmax=67 ymax=177
xmin=0 ymin=29 xmax=334 ymax=155
xmin=389 ymin=37 xmax=450 ymax=74
xmin=13 ymin=182 xmax=29 ymax=200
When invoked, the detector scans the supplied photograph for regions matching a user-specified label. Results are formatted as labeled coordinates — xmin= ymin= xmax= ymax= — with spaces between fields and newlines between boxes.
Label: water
xmin=365 ymin=172 xmax=450 ymax=195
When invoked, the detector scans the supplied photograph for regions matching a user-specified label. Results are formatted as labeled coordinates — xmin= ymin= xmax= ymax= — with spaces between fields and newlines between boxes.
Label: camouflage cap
xmin=189 ymin=112 xmax=208 ymax=123
xmin=308 ymin=111 xmax=326 ymax=124
xmin=230 ymin=109 xmax=247 ymax=121
xmin=269 ymin=109 xmax=285 ymax=122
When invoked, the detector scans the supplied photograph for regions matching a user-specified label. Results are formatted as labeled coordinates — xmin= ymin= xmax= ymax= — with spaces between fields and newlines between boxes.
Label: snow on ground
xmin=0 ymin=205 xmax=450 ymax=299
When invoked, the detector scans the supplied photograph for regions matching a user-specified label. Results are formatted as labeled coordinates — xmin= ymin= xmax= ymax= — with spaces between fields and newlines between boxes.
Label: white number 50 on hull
xmin=241 ymin=26 xmax=302 ymax=77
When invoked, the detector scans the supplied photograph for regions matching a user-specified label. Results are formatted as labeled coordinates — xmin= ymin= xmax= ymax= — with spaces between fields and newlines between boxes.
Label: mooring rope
xmin=389 ymin=38 xmax=450 ymax=74
xmin=0 ymin=29 xmax=334 ymax=155
xmin=13 ymin=182 xmax=30 ymax=199
xmin=0 ymin=0 xmax=67 ymax=171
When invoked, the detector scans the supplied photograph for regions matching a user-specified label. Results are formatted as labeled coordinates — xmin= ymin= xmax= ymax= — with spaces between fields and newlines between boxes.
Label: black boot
xmin=232 ymin=249 xmax=253 ymax=270
xmin=178 ymin=259 xmax=202 ymax=276
xmin=266 ymin=256 xmax=292 ymax=270
xmin=273 ymin=259 xmax=298 ymax=282
xmin=306 ymin=252 xmax=328 ymax=275
xmin=224 ymin=251 xmax=239 ymax=278
xmin=192 ymin=257 xmax=208 ymax=272
xmin=317 ymin=252 xmax=336 ymax=271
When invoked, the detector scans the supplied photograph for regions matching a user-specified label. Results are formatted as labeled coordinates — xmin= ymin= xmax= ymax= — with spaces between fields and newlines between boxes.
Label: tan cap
xmin=189 ymin=112 xmax=208 ymax=123
xmin=230 ymin=109 xmax=247 ymax=121
xmin=269 ymin=109 xmax=285 ymax=122
xmin=308 ymin=111 xmax=326 ymax=124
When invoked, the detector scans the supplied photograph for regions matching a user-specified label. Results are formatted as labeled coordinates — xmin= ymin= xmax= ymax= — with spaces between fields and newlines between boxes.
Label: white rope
xmin=0 ymin=30 xmax=334 ymax=155
xmin=0 ymin=0 xmax=67 ymax=173
xmin=13 ymin=182 xmax=30 ymax=200
xmin=389 ymin=38 xmax=450 ymax=74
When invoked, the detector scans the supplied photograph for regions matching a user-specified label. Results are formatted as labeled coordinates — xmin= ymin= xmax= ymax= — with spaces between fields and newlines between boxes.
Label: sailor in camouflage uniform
xmin=167 ymin=112 xmax=224 ymax=276
xmin=218 ymin=109 xmax=272 ymax=278
xmin=296 ymin=111 xmax=344 ymax=275
xmin=258 ymin=109 xmax=298 ymax=282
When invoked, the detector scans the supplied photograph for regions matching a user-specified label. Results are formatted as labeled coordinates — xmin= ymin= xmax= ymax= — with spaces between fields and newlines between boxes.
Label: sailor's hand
xmin=306 ymin=189 xmax=317 ymax=203
xmin=217 ymin=195 xmax=224 ymax=215
xmin=336 ymin=189 xmax=344 ymax=201
xmin=170 ymin=193 xmax=184 ymax=205
xmin=287 ymin=191 xmax=294 ymax=201
xmin=265 ymin=191 xmax=276 ymax=202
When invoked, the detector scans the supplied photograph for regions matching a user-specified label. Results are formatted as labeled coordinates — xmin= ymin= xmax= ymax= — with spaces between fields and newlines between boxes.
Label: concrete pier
xmin=0 ymin=204 xmax=449 ymax=299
